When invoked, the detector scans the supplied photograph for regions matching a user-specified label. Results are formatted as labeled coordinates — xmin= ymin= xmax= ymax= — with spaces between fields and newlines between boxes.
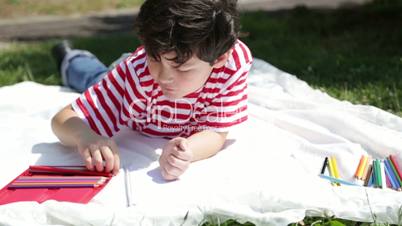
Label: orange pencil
xmin=354 ymin=155 xmax=368 ymax=180
xmin=361 ymin=157 xmax=371 ymax=180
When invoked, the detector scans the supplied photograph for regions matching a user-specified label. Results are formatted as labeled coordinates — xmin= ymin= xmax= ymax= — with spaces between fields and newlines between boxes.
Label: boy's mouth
xmin=161 ymin=86 xmax=176 ymax=92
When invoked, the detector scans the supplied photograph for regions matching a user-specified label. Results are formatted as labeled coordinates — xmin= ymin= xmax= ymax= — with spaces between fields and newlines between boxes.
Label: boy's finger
xmin=161 ymin=165 xmax=179 ymax=181
xmin=170 ymin=137 xmax=186 ymax=147
xmin=90 ymin=148 xmax=104 ymax=172
xmin=163 ymin=161 xmax=182 ymax=177
xmin=81 ymin=148 xmax=94 ymax=171
xmin=161 ymin=169 xmax=176 ymax=181
xmin=107 ymin=141 xmax=120 ymax=175
xmin=113 ymin=152 xmax=120 ymax=175
xmin=178 ymin=139 xmax=188 ymax=151
xmin=167 ymin=154 xmax=188 ymax=170
xmin=100 ymin=146 xmax=114 ymax=173
xmin=171 ymin=148 xmax=192 ymax=161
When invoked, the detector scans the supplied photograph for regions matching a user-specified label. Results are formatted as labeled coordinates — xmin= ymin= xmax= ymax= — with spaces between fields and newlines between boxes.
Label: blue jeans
xmin=61 ymin=50 xmax=130 ymax=92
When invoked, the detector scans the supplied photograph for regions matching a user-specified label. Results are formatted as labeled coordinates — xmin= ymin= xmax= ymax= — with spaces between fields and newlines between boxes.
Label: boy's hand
xmin=76 ymin=133 xmax=120 ymax=175
xmin=159 ymin=137 xmax=193 ymax=181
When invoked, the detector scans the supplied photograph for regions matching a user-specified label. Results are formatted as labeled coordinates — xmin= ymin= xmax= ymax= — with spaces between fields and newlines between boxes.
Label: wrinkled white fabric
xmin=0 ymin=59 xmax=401 ymax=226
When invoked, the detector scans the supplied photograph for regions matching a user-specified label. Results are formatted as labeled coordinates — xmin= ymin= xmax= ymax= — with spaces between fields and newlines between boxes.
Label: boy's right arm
xmin=51 ymin=104 xmax=120 ymax=175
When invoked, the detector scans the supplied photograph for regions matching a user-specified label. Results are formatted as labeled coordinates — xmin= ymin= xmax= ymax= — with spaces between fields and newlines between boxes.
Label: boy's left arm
xmin=187 ymin=130 xmax=228 ymax=161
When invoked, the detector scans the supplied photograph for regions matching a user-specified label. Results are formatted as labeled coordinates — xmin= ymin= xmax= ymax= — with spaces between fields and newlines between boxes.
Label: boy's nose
xmin=158 ymin=69 xmax=174 ymax=84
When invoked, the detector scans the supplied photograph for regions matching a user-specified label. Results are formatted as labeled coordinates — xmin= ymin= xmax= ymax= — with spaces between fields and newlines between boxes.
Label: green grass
xmin=240 ymin=0 xmax=402 ymax=116
xmin=0 ymin=0 xmax=143 ymax=19
xmin=0 ymin=33 xmax=141 ymax=86
xmin=200 ymin=215 xmax=400 ymax=226
xmin=0 ymin=1 xmax=402 ymax=225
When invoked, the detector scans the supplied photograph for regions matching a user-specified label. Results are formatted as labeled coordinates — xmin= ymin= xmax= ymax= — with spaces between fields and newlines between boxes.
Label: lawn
xmin=0 ymin=0 xmax=142 ymax=19
xmin=0 ymin=0 xmax=401 ymax=225
xmin=240 ymin=1 xmax=402 ymax=116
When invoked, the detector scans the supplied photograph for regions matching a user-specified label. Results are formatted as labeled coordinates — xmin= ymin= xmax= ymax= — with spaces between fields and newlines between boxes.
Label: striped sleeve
xmin=199 ymin=41 xmax=253 ymax=132
xmin=71 ymin=60 xmax=128 ymax=137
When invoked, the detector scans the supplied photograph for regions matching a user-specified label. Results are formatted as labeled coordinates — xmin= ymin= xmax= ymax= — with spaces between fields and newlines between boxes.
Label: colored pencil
xmin=16 ymin=176 xmax=106 ymax=182
xmin=361 ymin=157 xmax=371 ymax=181
xmin=332 ymin=156 xmax=341 ymax=186
xmin=367 ymin=166 xmax=374 ymax=187
xmin=10 ymin=175 xmax=107 ymax=189
xmin=18 ymin=176 xmax=104 ymax=180
xmin=385 ymin=172 xmax=392 ymax=188
xmin=320 ymin=157 xmax=328 ymax=175
xmin=331 ymin=156 xmax=341 ymax=179
xmin=387 ymin=157 xmax=402 ymax=187
xmin=363 ymin=164 xmax=373 ymax=186
xmin=11 ymin=181 xmax=106 ymax=186
xmin=360 ymin=156 xmax=369 ymax=179
xmin=384 ymin=162 xmax=395 ymax=189
xmin=389 ymin=155 xmax=402 ymax=186
xmin=327 ymin=156 xmax=335 ymax=178
xmin=387 ymin=159 xmax=401 ymax=189
xmin=354 ymin=155 xmax=367 ymax=179
xmin=46 ymin=166 xmax=87 ymax=170
xmin=327 ymin=157 xmax=337 ymax=185
xmin=8 ymin=184 xmax=99 ymax=189
xmin=372 ymin=160 xmax=377 ymax=187
xmin=374 ymin=160 xmax=382 ymax=188
xmin=380 ymin=160 xmax=387 ymax=189
xmin=319 ymin=174 xmax=360 ymax=186
xmin=12 ymin=182 xmax=101 ymax=186
xmin=384 ymin=159 xmax=400 ymax=190
xmin=29 ymin=165 xmax=112 ymax=177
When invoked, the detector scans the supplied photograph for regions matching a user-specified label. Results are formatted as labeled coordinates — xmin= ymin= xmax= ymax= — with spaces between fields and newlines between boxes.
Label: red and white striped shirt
xmin=72 ymin=40 xmax=253 ymax=138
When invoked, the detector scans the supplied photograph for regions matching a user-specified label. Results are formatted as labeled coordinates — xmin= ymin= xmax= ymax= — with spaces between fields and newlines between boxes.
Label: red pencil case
xmin=0 ymin=165 xmax=112 ymax=205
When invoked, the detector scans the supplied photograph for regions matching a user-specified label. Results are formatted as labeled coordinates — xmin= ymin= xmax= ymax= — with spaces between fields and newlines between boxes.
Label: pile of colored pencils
xmin=354 ymin=155 xmax=402 ymax=190
xmin=7 ymin=166 xmax=111 ymax=189
xmin=319 ymin=155 xmax=402 ymax=191
xmin=320 ymin=156 xmax=346 ymax=186
xmin=9 ymin=176 xmax=107 ymax=189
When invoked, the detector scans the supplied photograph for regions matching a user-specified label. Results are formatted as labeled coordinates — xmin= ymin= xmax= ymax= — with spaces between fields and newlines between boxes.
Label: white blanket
xmin=0 ymin=59 xmax=401 ymax=226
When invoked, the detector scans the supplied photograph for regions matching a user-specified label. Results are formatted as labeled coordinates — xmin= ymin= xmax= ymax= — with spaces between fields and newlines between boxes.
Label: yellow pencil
xmin=361 ymin=157 xmax=371 ymax=181
xmin=331 ymin=156 xmax=340 ymax=178
xmin=331 ymin=156 xmax=341 ymax=186
xmin=357 ymin=155 xmax=368 ymax=179
xmin=327 ymin=156 xmax=337 ymax=185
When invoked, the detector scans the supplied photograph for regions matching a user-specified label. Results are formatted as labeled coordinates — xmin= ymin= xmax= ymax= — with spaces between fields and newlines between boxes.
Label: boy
xmin=51 ymin=0 xmax=252 ymax=181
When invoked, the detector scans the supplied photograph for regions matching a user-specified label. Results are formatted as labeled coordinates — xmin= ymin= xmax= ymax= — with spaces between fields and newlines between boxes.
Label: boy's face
xmin=147 ymin=51 xmax=222 ymax=99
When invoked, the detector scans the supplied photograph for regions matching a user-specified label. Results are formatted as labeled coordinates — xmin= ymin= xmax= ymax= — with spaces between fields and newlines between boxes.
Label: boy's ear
xmin=211 ymin=50 xmax=231 ymax=69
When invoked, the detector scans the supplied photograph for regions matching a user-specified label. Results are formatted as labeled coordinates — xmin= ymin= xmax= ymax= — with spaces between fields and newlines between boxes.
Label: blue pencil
xmin=384 ymin=159 xmax=400 ymax=189
xmin=367 ymin=167 xmax=374 ymax=187
xmin=319 ymin=174 xmax=360 ymax=186
xmin=386 ymin=159 xmax=401 ymax=189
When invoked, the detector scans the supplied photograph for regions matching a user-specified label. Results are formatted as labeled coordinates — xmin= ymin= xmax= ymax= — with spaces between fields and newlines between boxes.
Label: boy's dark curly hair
xmin=135 ymin=0 xmax=240 ymax=65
